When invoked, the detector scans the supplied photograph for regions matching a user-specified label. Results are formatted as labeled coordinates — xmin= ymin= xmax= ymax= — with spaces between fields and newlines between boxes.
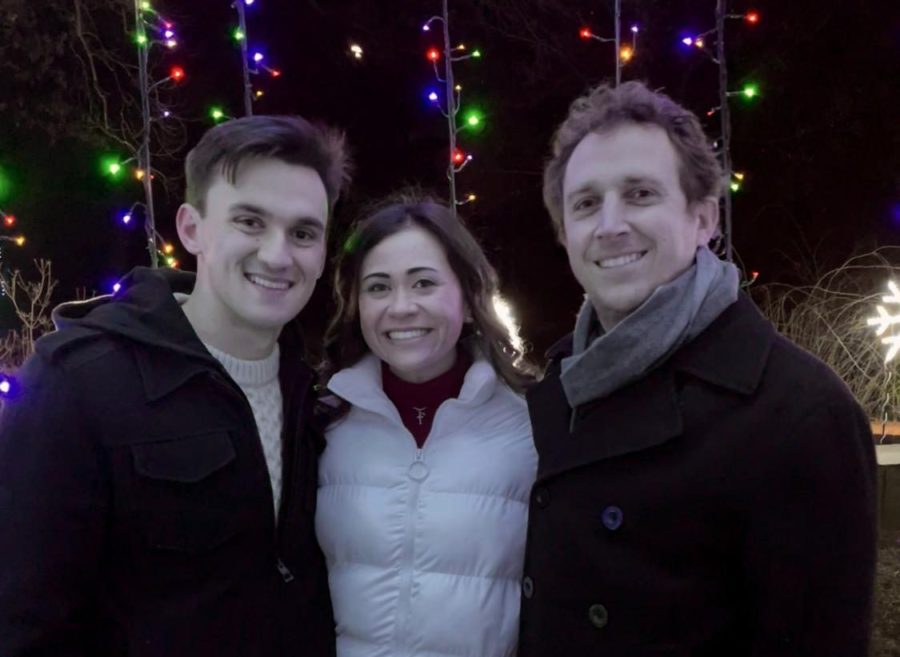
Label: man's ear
xmin=691 ymin=197 xmax=720 ymax=247
xmin=175 ymin=203 xmax=203 ymax=256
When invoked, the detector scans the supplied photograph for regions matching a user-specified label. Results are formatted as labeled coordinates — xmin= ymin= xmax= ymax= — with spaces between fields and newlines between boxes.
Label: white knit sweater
xmin=204 ymin=342 xmax=283 ymax=519
xmin=173 ymin=293 xmax=285 ymax=519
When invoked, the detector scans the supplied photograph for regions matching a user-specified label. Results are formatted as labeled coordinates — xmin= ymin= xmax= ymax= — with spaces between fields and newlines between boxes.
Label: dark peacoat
xmin=518 ymin=295 xmax=877 ymax=657
xmin=0 ymin=268 xmax=335 ymax=657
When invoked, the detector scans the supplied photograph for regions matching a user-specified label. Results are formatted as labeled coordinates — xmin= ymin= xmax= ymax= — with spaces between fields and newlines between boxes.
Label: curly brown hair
xmin=543 ymin=80 xmax=722 ymax=242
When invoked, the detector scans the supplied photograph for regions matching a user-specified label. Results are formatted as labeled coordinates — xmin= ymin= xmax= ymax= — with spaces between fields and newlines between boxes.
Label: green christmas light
xmin=100 ymin=156 xmax=125 ymax=179
xmin=742 ymin=83 xmax=759 ymax=100
xmin=0 ymin=167 xmax=12 ymax=203
xmin=472 ymin=49 xmax=482 ymax=58
xmin=730 ymin=181 xmax=741 ymax=192
xmin=463 ymin=109 xmax=485 ymax=130
xmin=210 ymin=107 xmax=226 ymax=122
xmin=135 ymin=32 xmax=148 ymax=46
xmin=233 ymin=28 xmax=245 ymax=41
xmin=140 ymin=1 xmax=152 ymax=11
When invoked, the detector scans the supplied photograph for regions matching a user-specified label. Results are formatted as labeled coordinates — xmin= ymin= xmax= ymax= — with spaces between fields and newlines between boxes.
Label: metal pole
xmin=716 ymin=0 xmax=733 ymax=261
xmin=614 ymin=0 xmax=621 ymax=86
xmin=442 ymin=0 xmax=458 ymax=214
xmin=135 ymin=0 xmax=157 ymax=267
xmin=235 ymin=0 xmax=253 ymax=116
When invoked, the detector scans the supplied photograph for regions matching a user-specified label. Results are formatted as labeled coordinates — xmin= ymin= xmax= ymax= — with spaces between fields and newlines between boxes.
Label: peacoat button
xmin=533 ymin=487 xmax=550 ymax=508
xmin=588 ymin=603 xmax=609 ymax=629
xmin=522 ymin=576 xmax=534 ymax=599
xmin=601 ymin=505 xmax=623 ymax=531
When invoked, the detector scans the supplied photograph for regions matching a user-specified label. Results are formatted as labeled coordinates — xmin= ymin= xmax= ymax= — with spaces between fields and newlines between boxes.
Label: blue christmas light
xmin=0 ymin=373 xmax=19 ymax=400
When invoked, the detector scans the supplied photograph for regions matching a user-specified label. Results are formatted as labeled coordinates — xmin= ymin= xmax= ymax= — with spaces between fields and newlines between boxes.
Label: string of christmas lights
xmin=0 ymin=208 xmax=26 ymax=303
xmin=421 ymin=0 xmax=484 ymax=214
xmin=679 ymin=1 xmax=761 ymax=262
xmin=579 ymin=0 xmax=640 ymax=87
xmin=101 ymin=0 xmax=188 ymax=274
xmin=231 ymin=0 xmax=282 ymax=117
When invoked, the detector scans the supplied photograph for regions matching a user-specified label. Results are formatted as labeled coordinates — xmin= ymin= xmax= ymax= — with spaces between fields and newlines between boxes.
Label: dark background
xmin=1 ymin=0 xmax=897 ymax=357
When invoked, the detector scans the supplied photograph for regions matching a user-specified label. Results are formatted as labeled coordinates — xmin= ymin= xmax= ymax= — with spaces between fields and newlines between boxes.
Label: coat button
xmin=522 ymin=576 xmax=534 ymax=599
xmin=601 ymin=505 xmax=623 ymax=531
xmin=588 ymin=603 xmax=609 ymax=629
xmin=533 ymin=487 xmax=550 ymax=508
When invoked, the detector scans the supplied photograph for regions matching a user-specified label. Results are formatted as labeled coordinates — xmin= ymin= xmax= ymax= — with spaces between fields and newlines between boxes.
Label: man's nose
xmin=592 ymin=197 xmax=629 ymax=239
xmin=257 ymin=232 xmax=292 ymax=268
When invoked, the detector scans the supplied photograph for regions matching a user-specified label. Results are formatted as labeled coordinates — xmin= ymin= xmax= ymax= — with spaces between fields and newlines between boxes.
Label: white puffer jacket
xmin=316 ymin=353 xmax=537 ymax=657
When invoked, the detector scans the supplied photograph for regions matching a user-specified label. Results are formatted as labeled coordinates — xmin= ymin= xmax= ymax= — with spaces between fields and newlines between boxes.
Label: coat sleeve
xmin=742 ymin=389 xmax=877 ymax=657
xmin=0 ymin=353 xmax=108 ymax=656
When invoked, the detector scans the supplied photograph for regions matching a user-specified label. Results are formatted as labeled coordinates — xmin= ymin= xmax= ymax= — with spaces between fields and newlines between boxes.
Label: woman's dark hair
xmin=322 ymin=194 xmax=537 ymax=394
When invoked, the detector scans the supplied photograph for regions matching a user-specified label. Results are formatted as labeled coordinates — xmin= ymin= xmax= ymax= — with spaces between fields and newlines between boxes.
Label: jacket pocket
xmin=128 ymin=431 xmax=244 ymax=554
xmin=132 ymin=430 xmax=236 ymax=482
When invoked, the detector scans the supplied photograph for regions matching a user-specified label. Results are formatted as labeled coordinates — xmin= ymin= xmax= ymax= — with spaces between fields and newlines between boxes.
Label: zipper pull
xmin=276 ymin=558 xmax=294 ymax=583
xmin=408 ymin=448 xmax=429 ymax=482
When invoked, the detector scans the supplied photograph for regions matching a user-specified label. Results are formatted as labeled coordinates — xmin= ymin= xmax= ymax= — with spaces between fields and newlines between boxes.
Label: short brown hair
xmin=543 ymin=81 xmax=722 ymax=241
xmin=324 ymin=194 xmax=536 ymax=394
xmin=184 ymin=115 xmax=351 ymax=214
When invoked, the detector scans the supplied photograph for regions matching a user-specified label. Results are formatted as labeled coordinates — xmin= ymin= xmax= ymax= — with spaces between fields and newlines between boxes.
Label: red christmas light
xmin=270 ymin=69 xmax=282 ymax=78
xmin=579 ymin=27 xmax=593 ymax=40
xmin=169 ymin=65 xmax=185 ymax=81
xmin=745 ymin=11 xmax=760 ymax=24
xmin=3 ymin=214 xmax=15 ymax=227
xmin=452 ymin=148 xmax=466 ymax=165
xmin=426 ymin=47 xmax=441 ymax=62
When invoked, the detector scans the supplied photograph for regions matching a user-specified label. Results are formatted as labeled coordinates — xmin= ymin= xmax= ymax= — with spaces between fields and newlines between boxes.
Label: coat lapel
xmin=528 ymin=363 xmax=683 ymax=481
xmin=529 ymin=295 xmax=774 ymax=482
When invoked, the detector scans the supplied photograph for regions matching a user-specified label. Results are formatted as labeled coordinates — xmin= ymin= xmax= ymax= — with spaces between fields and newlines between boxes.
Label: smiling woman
xmin=357 ymin=225 xmax=467 ymax=383
xmin=315 ymin=196 xmax=538 ymax=657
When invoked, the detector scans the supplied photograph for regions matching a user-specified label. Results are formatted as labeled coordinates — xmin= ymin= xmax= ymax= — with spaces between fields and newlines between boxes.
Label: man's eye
xmin=294 ymin=229 xmax=316 ymax=241
xmin=573 ymin=197 xmax=598 ymax=212
xmin=234 ymin=216 xmax=261 ymax=228
xmin=628 ymin=188 xmax=656 ymax=201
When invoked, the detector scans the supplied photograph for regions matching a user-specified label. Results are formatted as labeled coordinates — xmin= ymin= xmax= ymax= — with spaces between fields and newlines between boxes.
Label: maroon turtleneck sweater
xmin=381 ymin=350 xmax=472 ymax=448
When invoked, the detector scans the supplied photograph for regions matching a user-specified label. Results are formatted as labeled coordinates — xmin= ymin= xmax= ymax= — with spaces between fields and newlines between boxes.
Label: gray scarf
xmin=560 ymin=247 xmax=739 ymax=409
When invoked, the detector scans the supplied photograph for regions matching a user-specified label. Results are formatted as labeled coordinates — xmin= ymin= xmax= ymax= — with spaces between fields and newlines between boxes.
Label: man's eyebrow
xmin=228 ymin=203 xmax=325 ymax=229
xmin=622 ymin=175 xmax=664 ymax=187
xmin=292 ymin=217 xmax=325 ymax=230
xmin=228 ymin=202 xmax=270 ymax=217
xmin=565 ymin=184 xmax=596 ymax=204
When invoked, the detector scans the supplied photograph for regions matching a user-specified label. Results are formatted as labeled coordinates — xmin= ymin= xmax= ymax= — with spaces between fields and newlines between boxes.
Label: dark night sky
xmin=1 ymin=0 xmax=898 ymax=357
